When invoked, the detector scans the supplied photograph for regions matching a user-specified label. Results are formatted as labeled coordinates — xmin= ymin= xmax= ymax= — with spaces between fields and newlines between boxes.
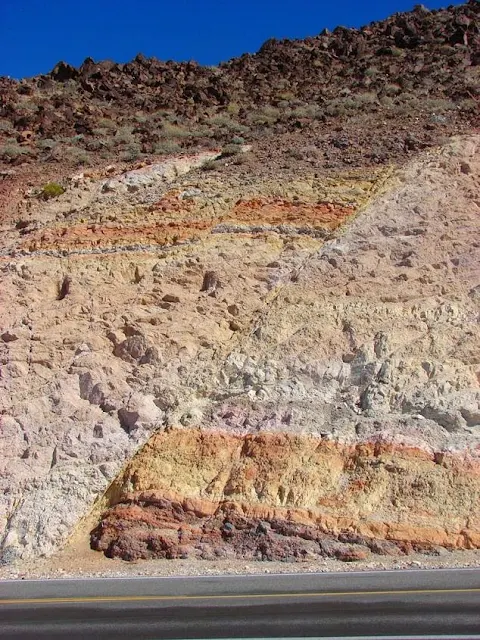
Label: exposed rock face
xmin=0 ymin=3 xmax=479 ymax=568
xmin=91 ymin=429 xmax=480 ymax=562
xmin=1 ymin=133 xmax=478 ymax=564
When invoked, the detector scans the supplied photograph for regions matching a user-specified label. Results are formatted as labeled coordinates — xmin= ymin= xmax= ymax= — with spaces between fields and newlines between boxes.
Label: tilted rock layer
xmin=91 ymin=428 xmax=480 ymax=562
xmin=1 ymin=133 xmax=479 ymax=565
xmin=1 ymin=1 xmax=479 ymax=565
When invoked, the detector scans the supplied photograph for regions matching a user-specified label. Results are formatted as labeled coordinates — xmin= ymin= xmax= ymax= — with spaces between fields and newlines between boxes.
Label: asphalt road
xmin=0 ymin=568 xmax=479 ymax=639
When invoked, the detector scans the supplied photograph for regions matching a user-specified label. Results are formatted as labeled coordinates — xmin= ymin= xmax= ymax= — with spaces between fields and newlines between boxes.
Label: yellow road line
xmin=1 ymin=587 xmax=480 ymax=606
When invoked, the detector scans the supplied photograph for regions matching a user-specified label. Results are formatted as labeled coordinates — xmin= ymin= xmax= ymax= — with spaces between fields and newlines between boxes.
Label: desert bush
xmin=226 ymin=102 xmax=240 ymax=116
xmin=247 ymin=106 xmax=281 ymax=126
xmin=220 ymin=144 xmax=241 ymax=157
xmin=160 ymin=121 xmax=190 ymax=139
xmin=114 ymin=126 xmax=135 ymax=145
xmin=159 ymin=121 xmax=207 ymax=139
xmin=458 ymin=98 xmax=477 ymax=113
xmin=0 ymin=143 xmax=28 ymax=161
xmin=379 ymin=96 xmax=395 ymax=109
xmin=134 ymin=113 xmax=149 ymax=124
xmin=63 ymin=146 xmax=91 ymax=166
xmin=324 ymin=99 xmax=348 ymax=117
xmin=154 ymin=140 xmax=182 ymax=155
xmin=15 ymin=100 xmax=39 ymax=114
xmin=423 ymin=98 xmax=457 ymax=113
xmin=276 ymin=91 xmax=296 ymax=102
xmin=121 ymin=141 xmax=142 ymax=161
xmin=324 ymin=93 xmax=378 ymax=116
xmin=86 ymin=137 xmax=114 ymax=151
xmin=230 ymin=153 xmax=249 ymax=166
xmin=98 ymin=118 xmax=117 ymax=130
xmin=37 ymin=138 xmax=58 ymax=150
xmin=288 ymin=145 xmax=322 ymax=161
xmin=384 ymin=83 xmax=402 ymax=96
xmin=39 ymin=182 xmax=65 ymax=200
xmin=0 ymin=120 xmax=14 ymax=133
xmin=92 ymin=127 xmax=111 ymax=137
xmin=208 ymin=114 xmax=233 ymax=127
xmin=201 ymin=159 xmax=220 ymax=171
xmin=290 ymin=104 xmax=323 ymax=119
xmin=208 ymin=114 xmax=248 ymax=133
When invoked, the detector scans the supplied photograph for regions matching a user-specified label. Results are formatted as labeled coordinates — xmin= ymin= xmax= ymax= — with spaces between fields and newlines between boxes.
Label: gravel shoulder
xmin=1 ymin=543 xmax=480 ymax=581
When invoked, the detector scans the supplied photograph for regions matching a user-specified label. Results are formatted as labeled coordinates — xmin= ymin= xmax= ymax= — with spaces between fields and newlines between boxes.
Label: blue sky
xmin=1 ymin=0 xmax=464 ymax=79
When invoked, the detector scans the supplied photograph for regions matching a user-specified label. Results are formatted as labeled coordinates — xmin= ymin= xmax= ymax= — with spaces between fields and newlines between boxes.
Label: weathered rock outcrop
xmin=91 ymin=428 xmax=480 ymax=562
xmin=0 ymin=3 xmax=479 ymax=568
xmin=1 ymin=134 xmax=478 ymax=564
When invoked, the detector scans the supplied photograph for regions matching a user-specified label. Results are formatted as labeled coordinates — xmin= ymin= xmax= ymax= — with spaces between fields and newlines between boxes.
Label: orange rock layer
xmin=91 ymin=429 xmax=480 ymax=561
xmin=22 ymin=197 xmax=355 ymax=252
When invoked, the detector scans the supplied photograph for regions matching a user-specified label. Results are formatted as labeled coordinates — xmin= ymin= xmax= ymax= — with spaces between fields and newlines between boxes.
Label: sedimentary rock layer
xmin=1 ymin=135 xmax=479 ymax=564
xmin=91 ymin=428 xmax=480 ymax=562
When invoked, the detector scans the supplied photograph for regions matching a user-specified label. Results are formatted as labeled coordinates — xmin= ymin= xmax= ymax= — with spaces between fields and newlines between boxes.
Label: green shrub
xmin=160 ymin=122 xmax=192 ymax=139
xmin=86 ymin=138 xmax=114 ymax=151
xmin=154 ymin=140 xmax=182 ymax=155
xmin=64 ymin=146 xmax=91 ymax=166
xmin=71 ymin=134 xmax=85 ymax=145
xmin=121 ymin=142 xmax=142 ymax=161
xmin=134 ymin=113 xmax=149 ymax=124
xmin=247 ymin=106 xmax=281 ymax=126
xmin=290 ymin=104 xmax=323 ymax=119
xmin=288 ymin=145 xmax=321 ymax=160
xmin=384 ymin=83 xmax=402 ymax=96
xmin=0 ymin=120 xmax=14 ymax=133
xmin=114 ymin=126 xmax=135 ymax=145
xmin=276 ymin=91 xmax=296 ymax=101
xmin=207 ymin=114 xmax=248 ymax=133
xmin=97 ymin=118 xmax=117 ymax=130
xmin=423 ymin=98 xmax=457 ymax=113
xmin=201 ymin=159 xmax=220 ymax=171
xmin=0 ymin=143 xmax=28 ymax=161
xmin=353 ymin=92 xmax=379 ymax=105
xmin=37 ymin=138 xmax=58 ymax=150
xmin=39 ymin=182 xmax=65 ymax=200
xmin=220 ymin=144 xmax=241 ymax=157
xmin=226 ymin=102 xmax=240 ymax=116
xmin=458 ymin=98 xmax=477 ymax=113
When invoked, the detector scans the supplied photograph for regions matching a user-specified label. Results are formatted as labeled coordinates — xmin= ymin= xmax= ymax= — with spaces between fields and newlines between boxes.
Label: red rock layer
xmin=21 ymin=197 xmax=355 ymax=252
xmin=91 ymin=493 xmax=418 ymax=563
xmin=230 ymin=198 xmax=355 ymax=228
xmin=90 ymin=429 xmax=480 ymax=562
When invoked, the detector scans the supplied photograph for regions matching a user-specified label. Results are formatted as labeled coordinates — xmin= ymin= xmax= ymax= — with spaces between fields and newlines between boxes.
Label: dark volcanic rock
xmin=0 ymin=2 xmax=478 ymax=171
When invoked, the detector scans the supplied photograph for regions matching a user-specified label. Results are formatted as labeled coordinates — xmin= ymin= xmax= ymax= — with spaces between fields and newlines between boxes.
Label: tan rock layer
xmin=98 ymin=428 xmax=480 ymax=553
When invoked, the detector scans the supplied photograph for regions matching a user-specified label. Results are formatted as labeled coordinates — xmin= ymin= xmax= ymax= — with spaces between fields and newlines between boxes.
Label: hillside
xmin=0 ymin=2 xmax=479 ymax=574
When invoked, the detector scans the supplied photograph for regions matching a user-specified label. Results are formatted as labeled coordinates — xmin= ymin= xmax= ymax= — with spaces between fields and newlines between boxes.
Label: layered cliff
xmin=0 ymin=2 xmax=479 ymax=569
xmin=1 ymin=133 xmax=479 ymax=565
xmin=91 ymin=428 xmax=480 ymax=562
